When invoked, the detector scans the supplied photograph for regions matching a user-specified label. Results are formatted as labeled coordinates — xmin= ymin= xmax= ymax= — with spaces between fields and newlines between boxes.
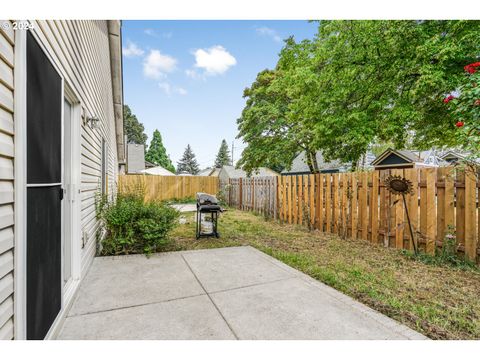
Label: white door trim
xmin=13 ymin=22 xmax=28 ymax=341
xmin=13 ymin=24 xmax=83 ymax=340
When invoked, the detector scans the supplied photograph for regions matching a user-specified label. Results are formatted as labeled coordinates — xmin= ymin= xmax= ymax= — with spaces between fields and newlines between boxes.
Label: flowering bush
xmin=445 ymin=62 xmax=480 ymax=169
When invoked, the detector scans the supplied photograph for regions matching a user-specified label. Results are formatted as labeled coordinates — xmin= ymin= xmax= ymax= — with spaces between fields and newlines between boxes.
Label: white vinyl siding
xmin=0 ymin=20 xmax=14 ymax=340
xmin=30 ymin=20 xmax=118 ymax=275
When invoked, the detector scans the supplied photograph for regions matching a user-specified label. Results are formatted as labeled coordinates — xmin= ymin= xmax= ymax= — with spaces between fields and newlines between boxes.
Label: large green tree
xmin=145 ymin=129 xmax=175 ymax=173
xmin=123 ymin=105 xmax=147 ymax=146
xmin=237 ymin=49 xmax=319 ymax=174
xmin=214 ymin=139 xmax=232 ymax=167
xmin=237 ymin=20 xmax=480 ymax=172
xmin=176 ymin=144 xmax=200 ymax=175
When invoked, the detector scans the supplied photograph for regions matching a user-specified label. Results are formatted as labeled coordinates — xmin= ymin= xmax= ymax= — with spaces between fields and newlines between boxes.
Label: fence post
xmin=275 ymin=176 xmax=279 ymax=220
xmin=228 ymin=178 xmax=231 ymax=206
xmin=239 ymin=178 xmax=243 ymax=210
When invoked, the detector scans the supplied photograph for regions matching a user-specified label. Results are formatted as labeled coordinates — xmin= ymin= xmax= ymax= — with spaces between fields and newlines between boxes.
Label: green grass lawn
xmin=164 ymin=208 xmax=480 ymax=340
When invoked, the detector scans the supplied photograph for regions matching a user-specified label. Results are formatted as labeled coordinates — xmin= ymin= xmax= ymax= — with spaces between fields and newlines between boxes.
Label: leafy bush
xmin=97 ymin=192 xmax=179 ymax=255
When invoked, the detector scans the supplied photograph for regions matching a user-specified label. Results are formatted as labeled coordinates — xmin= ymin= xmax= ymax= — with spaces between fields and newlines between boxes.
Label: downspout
xmin=107 ymin=20 xmax=126 ymax=174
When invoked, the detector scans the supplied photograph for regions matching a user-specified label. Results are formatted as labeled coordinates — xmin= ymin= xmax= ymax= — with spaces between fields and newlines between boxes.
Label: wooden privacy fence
xmin=119 ymin=175 xmax=219 ymax=202
xmin=228 ymin=177 xmax=278 ymax=218
xmin=228 ymin=167 xmax=480 ymax=262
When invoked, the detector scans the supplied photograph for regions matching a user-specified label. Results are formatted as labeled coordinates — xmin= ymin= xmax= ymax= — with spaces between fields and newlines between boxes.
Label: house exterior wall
xmin=0 ymin=20 xmax=120 ymax=340
xmin=0 ymin=21 xmax=15 ymax=340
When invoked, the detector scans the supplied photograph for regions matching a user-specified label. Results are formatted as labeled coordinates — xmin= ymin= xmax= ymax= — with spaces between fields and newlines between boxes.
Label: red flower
xmin=443 ymin=95 xmax=455 ymax=103
xmin=475 ymin=99 xmax=480 ymax=106
xmin=456 ymin=121 xmax=465 ymax=128
xmin=465 ymin=62 xmax=480 ymax=74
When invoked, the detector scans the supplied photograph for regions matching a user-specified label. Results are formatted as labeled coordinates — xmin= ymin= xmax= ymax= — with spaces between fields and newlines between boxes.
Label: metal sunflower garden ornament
xmin=384 ymin=175 xmax=418 ymax=255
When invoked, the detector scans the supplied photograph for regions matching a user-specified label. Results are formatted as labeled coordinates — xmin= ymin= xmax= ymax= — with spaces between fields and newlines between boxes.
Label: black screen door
xmin=26 ymin=32 xmax=63 ymax=340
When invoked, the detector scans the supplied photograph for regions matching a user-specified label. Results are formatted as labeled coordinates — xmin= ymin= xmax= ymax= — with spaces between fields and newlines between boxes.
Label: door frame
xmin=13 ymin=24 xmax=82 ymax=340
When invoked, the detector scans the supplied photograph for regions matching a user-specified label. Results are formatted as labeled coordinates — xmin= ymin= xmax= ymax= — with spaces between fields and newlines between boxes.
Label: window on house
xmin=101 ymin=138 xmax=107 ymax=196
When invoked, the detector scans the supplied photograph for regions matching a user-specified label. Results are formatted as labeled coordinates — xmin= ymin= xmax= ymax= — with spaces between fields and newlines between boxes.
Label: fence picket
xmin=333 ymin=174 xmax=340 ymax=233
xmin=425 ymin=168 xmax=437 ymax=255
xmin=342 ymin=173 xmax=348 ymax=238
xmin=309 ymin=174 xmax=315 ymax=227
xmin=318 ymin=174 xmax=324 ymax=231
xmin=325 ymin=174 xmax=332 ymax=233
xmin=465 ymin=171 xmax=477 ymax=261
xmin=404 ymin=168 xmax=418 ymax=251
xmin=370 ymin=171 xmax=379 ymax=244
xmin=351 ymin=173 xmax=358 ymax=239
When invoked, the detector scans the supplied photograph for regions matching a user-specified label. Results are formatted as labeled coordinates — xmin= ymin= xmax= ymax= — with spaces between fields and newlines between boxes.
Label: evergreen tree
xmin=176 ymin=145 xmax=200 ymax=175
xmin=214 ymin=139 xmax=231 ymax=167
xmin=123 ymin=105 xmax=147 ymax=146
xmin=145 ymin=129 xmax=175 ymax=173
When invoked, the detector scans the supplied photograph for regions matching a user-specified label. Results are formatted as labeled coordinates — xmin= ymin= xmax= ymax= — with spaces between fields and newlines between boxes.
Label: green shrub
xmin=97 ymin=192 xmax=179 ymax=255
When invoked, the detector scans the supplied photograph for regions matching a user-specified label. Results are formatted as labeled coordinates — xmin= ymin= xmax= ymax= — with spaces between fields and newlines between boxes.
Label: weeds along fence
xmin=119 ymin=175 xmax=219 ymax=202
xmin=228 ymin=167 xmax=480 ymax=262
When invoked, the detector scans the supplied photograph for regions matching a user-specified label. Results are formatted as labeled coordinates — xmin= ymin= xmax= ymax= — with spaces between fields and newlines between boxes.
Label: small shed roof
xmin=282 ymin=151 xmax=346 ymax=174
xmin=140 ymin=165 xmax=176 ymax=176
xmin=221 ymin=165 xmax=279 ymax=178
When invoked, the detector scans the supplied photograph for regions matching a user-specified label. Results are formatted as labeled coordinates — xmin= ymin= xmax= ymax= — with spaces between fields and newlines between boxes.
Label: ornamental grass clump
xmin=97 ymin=192 xmax=179 ymax=256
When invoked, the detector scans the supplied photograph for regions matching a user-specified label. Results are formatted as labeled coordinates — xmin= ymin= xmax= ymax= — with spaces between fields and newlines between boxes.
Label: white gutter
xmin=107 ymin=20 xmax=125 ymax=173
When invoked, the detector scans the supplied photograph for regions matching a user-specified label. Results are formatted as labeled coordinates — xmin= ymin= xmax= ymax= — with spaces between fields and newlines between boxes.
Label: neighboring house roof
xmin=140 ymin=165 xmax=176 ymax=176
xmin=221 ymin=165 xmax=279 ymax=178
xmin=372 ymin=148 xmax=450 ymax=168
xmin=440 ymin=150 xmax=466 ymax=162
xmin=145 ymin=160 xmax=156 ymax=168
xmin=281 ymin=151 xmax=349 ymax=174
xmin=198 ymin=167 xmax=221 ymax=176
xmin=210 ymin=168 xmax=221 ymax=176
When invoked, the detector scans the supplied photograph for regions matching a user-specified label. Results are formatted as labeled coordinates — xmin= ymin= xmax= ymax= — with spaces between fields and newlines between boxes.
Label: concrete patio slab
xmin=211 ymin=277 xmax=409 ymax=340
xmin=171 ymin=204 xmax=196 ymax=212
xmin=182 ymin=246 xmax=295 ymax=293
xmin=58 ymin=295 xmax=236 ymax=340
xmin=69 ymin=252 xmax=205 ymax=316
xmin=58 ymin=246 xmax=427 ymax=340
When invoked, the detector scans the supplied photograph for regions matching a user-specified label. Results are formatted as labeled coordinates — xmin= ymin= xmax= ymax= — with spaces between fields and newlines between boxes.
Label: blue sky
xmin=122 ymin=20 xmax=317 ymax=169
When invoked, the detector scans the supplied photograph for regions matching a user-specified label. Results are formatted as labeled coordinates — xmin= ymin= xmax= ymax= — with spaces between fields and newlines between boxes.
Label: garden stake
xmin=402 ymin=192 xmax=418 ymax=255
xmin=384 ymin=175 xmax=418 ymax=255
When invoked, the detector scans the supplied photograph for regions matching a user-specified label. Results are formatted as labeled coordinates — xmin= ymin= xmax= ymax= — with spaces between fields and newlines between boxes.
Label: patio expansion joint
xmin=208 ymin=276 xmax=298 ymax=296
xmin=180 ymin=254 xmax=240 ymax=340
xmin=65 ymin=292 xmax=207 ymax=319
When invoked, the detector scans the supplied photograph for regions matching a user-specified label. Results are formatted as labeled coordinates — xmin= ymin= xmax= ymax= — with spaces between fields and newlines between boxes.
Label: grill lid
xmin=196 ymin=192 xmax=218 ymax=205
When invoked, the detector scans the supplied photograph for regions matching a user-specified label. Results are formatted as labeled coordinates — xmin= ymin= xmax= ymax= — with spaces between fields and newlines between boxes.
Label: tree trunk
xmin=351 ymin=160 xmax=357 ymax=172
xmin=306 ymin=150 xmax=319 ymax=174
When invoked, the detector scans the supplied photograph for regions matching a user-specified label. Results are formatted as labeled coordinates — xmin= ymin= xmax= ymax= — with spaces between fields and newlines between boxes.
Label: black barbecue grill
xmin=196 ymin=192 xmax=222 ymax=239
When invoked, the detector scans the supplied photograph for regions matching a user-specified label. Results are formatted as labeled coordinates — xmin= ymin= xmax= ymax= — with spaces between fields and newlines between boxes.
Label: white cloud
xmin=255 ymin=26 xmax=282 ymax=43
xmin=122 ymin=41 xmax=144 ymax=57
xmin=176 ymin=87 xmax=187 ymax=95
xmin=158 ymin=82 xmax=172 ymax=95
xmin=144 ymin=29 xmax=173 ymax=39
xmin=143 ymin=49 xmax=177 ymax=79
xmin=192 ymin=45 xmax=237 ymax=76
xmin=185 ymin=69 xmax=203 ymax=80
xmin=144 ymin=28 xmax=156 ymax=36
xmin=158 ymin=82 xmax=187 ymax=96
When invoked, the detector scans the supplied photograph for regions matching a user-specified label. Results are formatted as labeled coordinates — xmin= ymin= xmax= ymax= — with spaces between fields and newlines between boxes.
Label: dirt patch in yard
xmin=165 ymin=209 xmax=480 ymax=340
